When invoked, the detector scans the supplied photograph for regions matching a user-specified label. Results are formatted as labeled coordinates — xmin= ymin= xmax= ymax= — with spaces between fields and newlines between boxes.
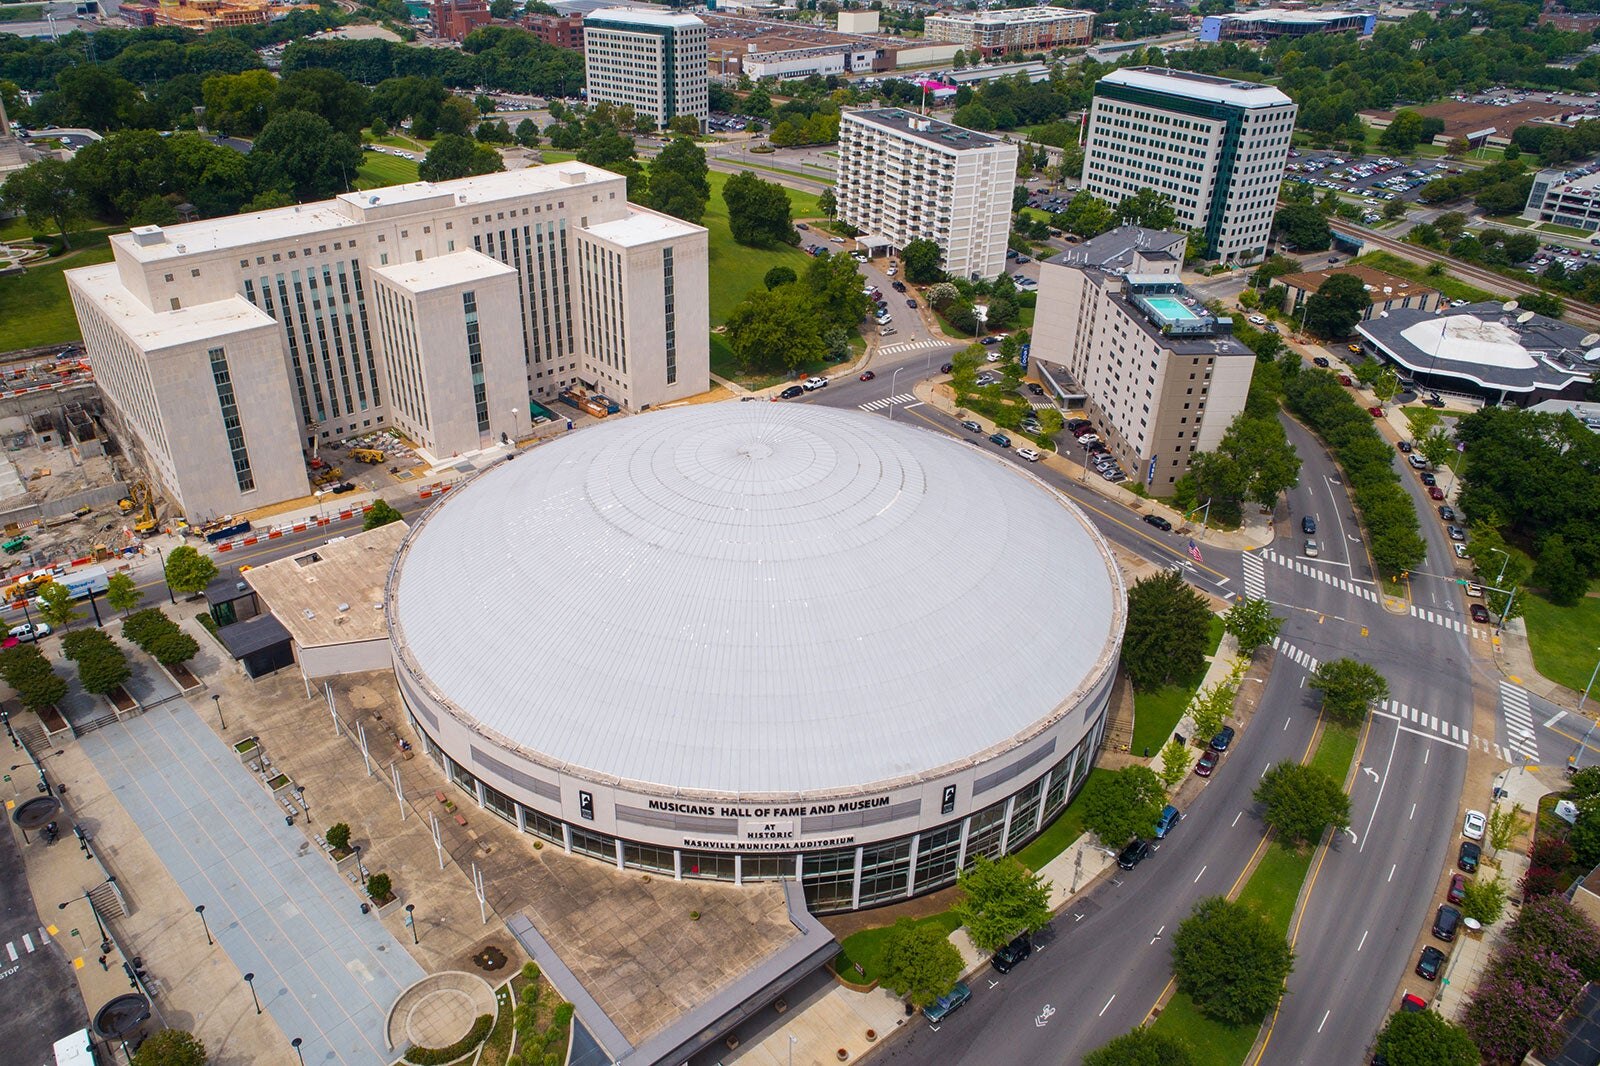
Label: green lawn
xmin=1014 ymin=767 xmax=1108 ymax=872
xmin=1351 ymin=251 xmax=1497 ymax=305
xmin=1307 ymin=723 xmax=1359 ymax=786
xmin=703 ymin=168 xmax=821 ymax=327
xmin=365 ymin=130 xmax=432 ymax=153
xmin=1148 ymin=992 xmax=1260 ymax=1065
xmin=835 ymin=910 xmax=965 ymax=985
xmin=0 ymin=229 xmax=120 ymax=349
xmin=1521 ymin=583 xmax=1600 ymax=695
xmin=733 ymin=159 xmax=835 ymax=186
xmin=354 ymin=150 xmax=420 ymax=189
xmin=537 ymin=150 xmax=578 ymax=163
xmin=1238 ymin=841 xmax=1315 ymax=932
xmin=1131 ymin=616 xmax=1226 ymax=756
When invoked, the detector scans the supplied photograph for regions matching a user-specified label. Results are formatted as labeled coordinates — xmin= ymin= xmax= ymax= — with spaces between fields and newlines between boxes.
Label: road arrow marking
xmin=1035 ymin=1004 xmax=1056 ymax=1028
xmin=1344 ymin=827 xmax=1359 ymax=843
xmin=1364 ymin=766 xmax=1380 ymax=782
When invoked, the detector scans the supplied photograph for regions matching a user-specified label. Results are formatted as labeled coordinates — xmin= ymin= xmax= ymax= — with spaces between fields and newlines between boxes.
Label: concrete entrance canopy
xmin=855 ymin=233 xmax=895 ymax=256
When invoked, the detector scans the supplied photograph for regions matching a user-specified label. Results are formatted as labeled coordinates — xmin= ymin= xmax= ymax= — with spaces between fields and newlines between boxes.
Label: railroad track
xmin=1330 ymin=222 xmax=1600 ymax=327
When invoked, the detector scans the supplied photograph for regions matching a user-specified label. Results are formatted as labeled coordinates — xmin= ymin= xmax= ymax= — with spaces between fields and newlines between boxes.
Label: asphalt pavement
xmin=0 ymin=815 xmax=87 ymax=1066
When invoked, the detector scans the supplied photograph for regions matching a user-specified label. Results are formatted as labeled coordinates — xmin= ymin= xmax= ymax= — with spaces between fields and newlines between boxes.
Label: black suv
xmin=1302 ymin=516 xmax=1317 ymax=535
xmin=779 ymin=385 xmax=804 ymax=399
xmin=1432 ymin=904 xmax=1461 ymax=942
xmin=1209 ymin=726 xmax=1236 ymax=752
xmin=1458 ymin=841 xmax=1480 ymax=872
xmin=991 ymin=933 xmax=1033 ymax=974
xmin=1416 ymin=945 xmax=1446 ymax=981
xmin=1117 ymin=838 xmax=1152 ymax=870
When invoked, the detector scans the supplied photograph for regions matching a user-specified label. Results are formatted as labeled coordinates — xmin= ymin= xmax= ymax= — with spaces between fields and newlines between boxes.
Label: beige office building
xmin=1082 ymin=67 xmax=1295 ymax=265
xmin=67 ymin=164 xmax=708 ymax=521
xmin=583 ymin=8 xmax=709 ymax=130
xmin=836 ymin=108 xmax=1017 ymax=280
xmin=1033 ymin=226 xmax=1256 ymax=491
xmin=923 ymin=8 xmax=1093 ymax=56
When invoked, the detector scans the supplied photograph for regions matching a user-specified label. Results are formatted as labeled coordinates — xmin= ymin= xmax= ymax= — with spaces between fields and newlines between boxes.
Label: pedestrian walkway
xmin=1374 ymin=699 xmax=1469 ymax=750
xmin=877 ymin=339 xmax=945 ymax=357
xmin=856 ymin=393 xmax=918 ymax=412
xmin=1258 ymin=547 xmax=1381 ymax=602
xmin=81 ymin=702 xmax=426 ymax=1066
xmin=1409 ymin=603 xmax=1490 ymax=641
xmin=1270 ymin=636 xmax=1321 ymax=673
xmin=1241 ymin=551 xmax=1267 ymax=601
xmin=2 ymin=924 xmax=51 ymax=962
xmin=1499 ymin=680 xmax=1539 ymax=763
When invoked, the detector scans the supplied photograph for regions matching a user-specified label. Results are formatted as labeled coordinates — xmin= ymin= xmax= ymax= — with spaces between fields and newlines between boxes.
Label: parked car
xmin=859 ymin=371 xmax=876 ymax=381
xmin=1397 ymin=440 xmax=1413 ymax=454
xmin=1454 ymin=543 xmax=1468 ymax=558
xmin=1143 ymin=514 xmax=1173 ymax=532
xmin=1429 ymin=487 xmax=1445 ymax=501
xmin=1154 ymin=804 xmax=1182 ymax=839
xmin=1302 ymin=516 xmax=1317 ymax=534
xmin=1462 ymin=810 xmax=1486 ymax=840
xmin=1195 ymin=750 xmax=1220 ymax=776
xmin=1338 ymin=374 xmax=1353 ymax=386
xmin=1017 ymin=447 xmax=1041 ymax=462
xmin=907 ymin=299 xmax=918 ymax=308
xmin=7 ymin=623 xmax=51 ymax=642
xmin=1416 ymin=945 xmax=1447 ymax=981
xmin=991 ymin=933 xmax=1032 ymax=974
xmin=1447 ymin=873 xmax=1469 ymax=906
xmin=1210 ymin=726 xmax=1237 ymax=752
xmin=892 ymin=281 xmax=907 ymax=292
xmin=1407 ymin=453 xmax=1428 ymax=469
xmin=1438 ymin=505 xmax=1456 ymax=521
xmin=989 ymin=432 xmax=1011 ymax=449
xmin=1419 ymin=472 xmax=1437 ymax=487
xmin=779 ymin=385 xmax=804 ymax=399
xmin=1117 ymin=837 xmax=1152 ymax=869
xmin=1368 ymin=406 xmax=1386 ymax=418
xmin=961 ymin=420 xmax=983 ymax=433
xmin=922 ymin=981 xmax=972 ymax=1023
xmin=1312 ymin=356 xmax=1330 ymax=368
xmin=802 ymin=376 xmax=828 ymax=391
xmin=980 ymin=336 xmax=1001 ymax=346
xmin=1458 ymin=841 xmax=1480 ymax=872
xmin=1432 ymin=904 xmax=1462 ymax=942
xmin=1401 ymin=993 xmax=1430 ymax=1013
xmin=1446 ymin=525 xmax=1466 ymax=542
xmin=940 ymin=363 xmax=953 ymax=374
xmin=1027 ymin=383 xmax=1044 ymax=396
xmin=331 ymin=481 xmax=357 ymax=494
xmin=1471 ymin=604 xmax=1490 ymax=624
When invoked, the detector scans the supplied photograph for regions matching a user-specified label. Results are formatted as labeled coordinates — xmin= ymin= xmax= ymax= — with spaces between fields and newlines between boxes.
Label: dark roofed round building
xmin=387 ymin=404 xmax=1125 ymax=911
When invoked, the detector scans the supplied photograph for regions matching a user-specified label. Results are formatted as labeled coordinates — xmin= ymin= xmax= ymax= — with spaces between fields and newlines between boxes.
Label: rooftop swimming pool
xmin=1142 ymin=296 xmax=1199 ymax=321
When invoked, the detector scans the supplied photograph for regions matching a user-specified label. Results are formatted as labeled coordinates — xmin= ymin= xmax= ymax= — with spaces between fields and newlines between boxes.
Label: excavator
xmin=129 ymin=480 xmax=158 ymax=535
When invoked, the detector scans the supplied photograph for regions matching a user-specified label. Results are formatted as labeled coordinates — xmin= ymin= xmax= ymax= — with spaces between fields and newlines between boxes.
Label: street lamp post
xmin=152 ymin=545 xmax=176 ymax=606
xmin=196 ymin=904 xmax=212 ymax=946
xmin=406 ymin=903 xmax=418 ymax=944
xmin=58 ymin=876 xmax=115 ymax=955
xmin=887 ymin=367 xmax=904 ymax=420
xmin=353 ymin=843 xmax=364 ymax=885
xmin=1570 ymin=648 xmax=1600 ymax=770
xmin=291 ymin=1038 xmax=305 ymax=1065
xmin=509 ymin=407 xmax=521 ymax=443
xmin=1486 ymin=547 xmax=1510 ymax=588
xmin=244 ymin=972 xmax=261 ymax=1015
xmin=212 ymin=693 xmax=224 ymax=731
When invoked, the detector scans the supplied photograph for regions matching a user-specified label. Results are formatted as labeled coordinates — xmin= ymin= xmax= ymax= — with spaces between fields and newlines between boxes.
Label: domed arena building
xmin=387 ymin=403 xmax=1125 ymax=913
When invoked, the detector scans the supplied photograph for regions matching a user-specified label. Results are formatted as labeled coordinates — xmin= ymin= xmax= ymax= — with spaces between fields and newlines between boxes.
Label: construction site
xmin=122 ymin=0 xmax=319 ymax=31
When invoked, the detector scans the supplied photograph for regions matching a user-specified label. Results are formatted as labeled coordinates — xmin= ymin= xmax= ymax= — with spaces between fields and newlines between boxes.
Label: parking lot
xmin=1286 ymin=152 xmax=1458 ymax=220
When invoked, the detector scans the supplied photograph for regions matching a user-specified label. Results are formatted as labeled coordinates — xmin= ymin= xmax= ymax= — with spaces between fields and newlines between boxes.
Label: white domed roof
xmin=390 ymin=404 xmax=1123 ymax=795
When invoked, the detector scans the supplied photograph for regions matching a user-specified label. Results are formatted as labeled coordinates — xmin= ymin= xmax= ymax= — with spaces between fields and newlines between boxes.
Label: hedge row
xmin=1283 ymin=367 xmax=1426 ymax=576
xmin=122 ymin=608 xmax=200 ymax=667
xmin=403 ymin=1013 xmax=493 ymax=1065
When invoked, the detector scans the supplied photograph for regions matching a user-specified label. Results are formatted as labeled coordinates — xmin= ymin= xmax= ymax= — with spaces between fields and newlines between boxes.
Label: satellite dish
xmin=1582 ymin=332 xmax=1600 ymax=347
xmin=1517 ymin=311 xmax=1536 ymax=324
xmin=1502 ymin=300 xmax=1519 ymax=312
xmin=1586 ymin=349 xmax=1600 ymax=362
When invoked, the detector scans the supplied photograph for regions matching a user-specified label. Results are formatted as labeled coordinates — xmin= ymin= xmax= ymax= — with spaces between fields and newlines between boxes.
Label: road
xmin=0 ymin=819 xmax=86 ymax=1066
xmin=805 ymin=351 xmax=1489 ymax=1064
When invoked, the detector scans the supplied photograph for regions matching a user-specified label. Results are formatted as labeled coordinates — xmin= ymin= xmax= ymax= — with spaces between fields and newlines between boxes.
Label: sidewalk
xmin=908 ymin=377 xmax=1274 ymax=552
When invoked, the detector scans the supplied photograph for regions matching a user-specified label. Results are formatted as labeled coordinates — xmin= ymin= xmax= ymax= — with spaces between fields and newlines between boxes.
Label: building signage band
xmin=645 ymin=795 xmax=891 ymax=819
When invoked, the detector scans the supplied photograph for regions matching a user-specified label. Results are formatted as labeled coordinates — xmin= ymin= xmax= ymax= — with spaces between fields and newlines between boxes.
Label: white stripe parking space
xmin=1499 ymin=681 xmax=1539 ymax=763
xmin=1258 ymin=548 xmax=1379 ymax=602
xmin=858 ymin=393 xmax=919 ymax=412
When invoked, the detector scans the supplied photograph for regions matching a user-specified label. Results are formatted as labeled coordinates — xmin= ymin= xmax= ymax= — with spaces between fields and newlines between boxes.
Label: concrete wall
xmin=836 ymin=9 xmax=878 ymax=33
xmin=299 ymin=638 xmax=392 ymax=680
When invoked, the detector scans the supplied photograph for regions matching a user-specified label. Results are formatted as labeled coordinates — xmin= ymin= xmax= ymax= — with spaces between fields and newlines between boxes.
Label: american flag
xmin=1187 ymin=539 xmax=1204 ymax=563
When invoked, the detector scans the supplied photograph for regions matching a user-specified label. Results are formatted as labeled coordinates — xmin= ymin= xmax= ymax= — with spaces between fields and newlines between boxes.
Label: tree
xmin=1083 ymin=1028 xmax=1197 ymax=1066
xmin=1303 ymin=274 xmax=1371 ymax=339
xmin=1187 ymin=678 xmax=1236 ymax=747
xmin=1487 ymin=802 xmax=1529 ymax=856
xmin=1417 ymin=428 xmax=1455 ymax=470
xmin=1116 ymin=188 xmax=1176 ymax=231
xmin=953 ymin=856 xmax=1052 ymax=952
xmin=365 ymin=871 xmax=393 ymax=901
xmin=1081 ymin=766 xmax=1166 ymax=848
xmin=901 ymin=238 xmax=944 ymax=284
xmin=1 ymin=159 xmax=84 ymax=248
xmin=436 ymin=95 xmax=478 ymax=138
xmin=724 ymin=286 xmax=826 ymax=372
xmin=1518 ymin=290 xmax=1563 ymax=317
xmin=326 ymin=822 xmax=352 ymax=851
xmin=1121 ymin=570 xmax=1212 ymax=690
xmin=1272 ymin=203 xmax=1332 ymax=252
xmin=1462 ymin=874 xmax=1508 ymax=925
xmin=131 ymin=1029 xmax=207 ymax=1066
xmin=64 ymin=630 xmax=131 ymax=696
xmin=105 ymin=573 xmax=141 ymax=617
xmin=514 ymin=118 xmax=539 ymax=147
xmin=763 ymin=266 xmax=796 ymax=290
xmin=1219 ymin=414 xmax=1301 ymax=509
xmin=1158 ymin=738 xmax=1192 ymax=792
xmin=150 ymin=629 xmax=200 ymax=667
xmin=164 ymin=545 xmax=219 ymax=597
xmin=1172 ymin=896 xmax=1294 ymax=1026
xmin=1533 ymin=533 xmax=1588 ymax=606
xmin=1056 ymin=191 xmax=1115 ymax=238
xmin=1254 ymin=761 xmax=1351 ymax=847
xmin=36 ymin=582 xmax=82 ymax=632
xmin=1309 ymin=658 xmax=1388 ymax=727
xmin=0 ymin=645 xmax=67 ymax=713
xmin=1509 ymin=894 xmax=1600 ymax=980
xmin=647 ymin=135 xmax=710 ymax=224
xmin=803 ymin=251 xmax=868 ymax=329
xmin=363 ymin=499 xmax=404 ymax=531
xmin=1380 ymin=110 xmax=1426 ymax=152
xmin=249 ymin=110 xmax=362 ymax=202
xmin=925 ymin=283 xmax=960 ymax=312
xmin=419 ymin=134 xmax=503 ymax=183
xmin=1372 ymin=1009 xmax=1479 ymax=1066
xmin=202 ymin=69 xmax=278 ymax=137
xmin=877 ymin=918 xmax=964 ymax=1008
xmin=817 ymin=187 xmax=837 ymax=220
xmin=275 ymin=68 xmax=371 ymax=141
xmin=1382 ymin=198 xmax=1407 ymax=221
xmin=722 ymin=171 xmax=797 ymax=247
xmin=1371 ymin=368 xmax=1400 ymax=406
xmin=1224 ymin=597 xmax=1282 ymax=657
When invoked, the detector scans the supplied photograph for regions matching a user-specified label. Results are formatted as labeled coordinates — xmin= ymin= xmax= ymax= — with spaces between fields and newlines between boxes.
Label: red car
xmin=1401 ymin=993 xmax=1429 ymax=1013
xmin=1368 ymin=406 xmax=1385 ymax=418
xmin=1428 ymin=486 xmax=1445 ymax=500
xmin=859 ymin=371 xmax=875 ymax=381
xmin=1195 ymin=750 xmax=1220 ymax=777
xmin=1447 ymin=873 xmax=1469 ymax=905
xmin=1338 ymin=374 xmax=1353 ymax=386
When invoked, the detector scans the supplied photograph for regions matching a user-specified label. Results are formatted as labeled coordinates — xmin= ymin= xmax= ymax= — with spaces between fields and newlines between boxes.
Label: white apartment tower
xmin=1032 ymin=226 xmax=1257 ymax=490
xmin=67 ymin=165 xmax=708 ymax=521
xmin=836 ymin=108 xmax=1017 ymax=280
xmin=923 ymin=8 xmax=1094 ymax=56
xmin=583 ymin=8 xmax=709 ymax=131
xmin=1082 ymin=67 xmax=1296 ymax=265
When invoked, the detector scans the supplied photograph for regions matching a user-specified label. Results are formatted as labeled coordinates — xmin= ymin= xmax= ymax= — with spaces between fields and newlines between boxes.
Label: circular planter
xmin=837 ymin=1050 xmax=849 ymax=1062
xmin=866 ymin=1029 xmax=877 ymax=1042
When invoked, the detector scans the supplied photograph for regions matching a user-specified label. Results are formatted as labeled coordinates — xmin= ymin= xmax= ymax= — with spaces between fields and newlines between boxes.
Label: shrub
xmin=325 ymin=823 xmax=351 ymax=852
xmin=402 ymin=1013 xmax=493 ymax=1064
xmin=365 ymin=872 xmax=393 ymax=902
xmin=521 ymin=961 xmax=540 ymax=981
xmin=1522 ymin=865 xmax=1563 ymax=898
xmin=1530 ymin=835 xmax=1574 ymax=869
xmin=1510 ymin=895 xmax=1600 ymax=979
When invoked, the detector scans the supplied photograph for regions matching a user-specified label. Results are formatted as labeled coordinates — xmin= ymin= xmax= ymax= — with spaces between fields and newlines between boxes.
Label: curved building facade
xmin=387 ymin=404 xmax=1125 ymax=912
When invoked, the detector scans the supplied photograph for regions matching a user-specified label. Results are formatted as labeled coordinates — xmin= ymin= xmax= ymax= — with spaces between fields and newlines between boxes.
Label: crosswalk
xmin=1241 ymin=552 xmax=1267 ymax=601
xmin=1375 ymin=699 xmax=1469 ymax=750
xmin=877 ymin=339 xmax=944 ymax=357
xmin=858 ymin=393 xmax=920 ymax=412
xmin=1500 ymin=681 xmax=1539 ymax=762
xmin=1258 ymin=548 xmax=1381 ymax=602
xmin=4 ymin=925 xmax=51 ymax=962
xmin=1270 ymin=636 xmax=1319 ymax=673
xmin=1409 ymin=604 xmax=1489 ymax=641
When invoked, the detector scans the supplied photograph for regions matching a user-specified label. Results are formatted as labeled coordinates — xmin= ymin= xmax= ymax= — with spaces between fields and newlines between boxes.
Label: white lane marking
xmin=1544 ymin=710 xmax=1568 ymax=729
xmin=1357 ymin=930 xmax=1368 ymax=952
xmin=1232 ymin=811 xmax=1242 ymax=827
xmin=1388 ymin=864 xmax=1396 ymax=882
xmin=1099 ymin=995 xmax=1116 ymax=1017
xmin=1361 ymin=720 xmax=1402 ymax=854
xmin=1194 ymin=866 xmax=1207 ymax=884
xmin=1318 ymin=1009 xmax=1332 ymax=1033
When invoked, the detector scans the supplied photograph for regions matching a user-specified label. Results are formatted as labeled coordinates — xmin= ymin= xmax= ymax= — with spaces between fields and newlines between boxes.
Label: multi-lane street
xmin=0 ymin=816 xmax=85 ymax=1065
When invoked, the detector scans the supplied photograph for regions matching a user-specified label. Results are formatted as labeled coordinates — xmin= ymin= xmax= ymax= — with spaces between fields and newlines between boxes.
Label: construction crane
xmin=130 ymin=480 xmax=158 ymax=535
